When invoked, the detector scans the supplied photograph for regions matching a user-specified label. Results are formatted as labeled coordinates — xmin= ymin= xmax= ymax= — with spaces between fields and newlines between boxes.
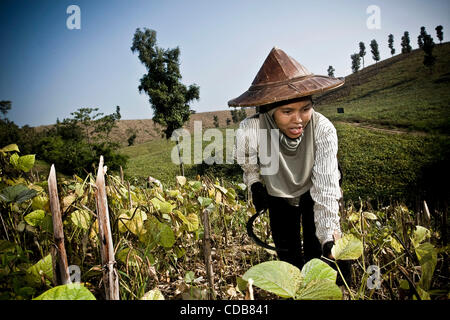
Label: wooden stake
xmin=95 ymin=156 xmax=120 ymax=300
xmin=119 ymin=166 xmax=124 ymax=184
xmin=201 ymin=209 xmax=216 ymax=299
xmin=47 ymin=164 xmax=71 ymax=285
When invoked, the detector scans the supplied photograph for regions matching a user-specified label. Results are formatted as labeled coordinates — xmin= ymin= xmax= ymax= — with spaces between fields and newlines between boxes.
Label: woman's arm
xmin=310 ymin=116 xmax=342 ymax=248
xmin=234 ymin=117 xmax=262 ymax=188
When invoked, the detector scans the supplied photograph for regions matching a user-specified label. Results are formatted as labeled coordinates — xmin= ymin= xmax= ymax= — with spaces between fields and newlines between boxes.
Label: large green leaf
xmin=17 ymin=154 xmax=35 ymax=172
xmin=159 ymin=223 xmax=175 ymax=248
xmin=0 ymin=184 xmax=37 ymax=204
xmin=24 ymin=209 xmax=45 ymax=227
xmin=242 ymin=261 xmax=302 ymax=298
xmin=300 ymin=258 xmax=337 ymax=286
xmin=0 ymin=144 xmax=20 ymax=153
xmin=198 ymin=196 xmax=212 ymax=208
xmin=70 ymin=209 xmax=91 ymax=230
xmin=331 ymin=234 xmax=363 ymax=260
xmin=150 ymin=197 xmax=175 ymax=214
xmin=26 ymin=254 xmax=53 ymax=287
xmin=34 ymin=284 xmax=96 ymax=300
xmin=412 ymin=226 xmax=431 ymax=248
xmin=174 ymin=210 xmax=198 ymax=232
xmin=295 ymin=279 xmax=342 ymax=300
xmin=415 ymin=242 xmax=437 ymax=290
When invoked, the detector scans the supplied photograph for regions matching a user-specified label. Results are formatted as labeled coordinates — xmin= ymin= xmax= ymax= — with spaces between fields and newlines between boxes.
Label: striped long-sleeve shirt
xmin=234 ymin=111 xmax=342 ymax=246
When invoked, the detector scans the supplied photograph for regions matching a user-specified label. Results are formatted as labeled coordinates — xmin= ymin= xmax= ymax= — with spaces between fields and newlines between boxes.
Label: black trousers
xmin=267 ymin=190 xmax=322 ymax=270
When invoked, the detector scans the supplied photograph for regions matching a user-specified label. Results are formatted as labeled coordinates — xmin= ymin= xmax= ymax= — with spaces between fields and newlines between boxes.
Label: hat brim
xmin=228 ymin=75 xmax=344 ymax=107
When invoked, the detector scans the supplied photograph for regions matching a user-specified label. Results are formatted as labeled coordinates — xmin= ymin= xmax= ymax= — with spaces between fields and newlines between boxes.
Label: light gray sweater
xmin=234 ymin=111 xmax=342 ymax=246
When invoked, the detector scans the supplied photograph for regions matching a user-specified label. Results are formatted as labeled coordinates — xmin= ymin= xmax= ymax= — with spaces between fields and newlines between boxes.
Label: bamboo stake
xmin=201 ymin=208 xmax=216 ymax=299
xmin=47 ymin=164 xmax=71 ymax=285
xmin=95 ymin=156 xmax=120 ymax=300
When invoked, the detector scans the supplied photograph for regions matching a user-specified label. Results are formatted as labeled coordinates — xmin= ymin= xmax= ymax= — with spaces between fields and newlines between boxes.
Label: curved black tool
xmin=246 ymin=209 xmax=288 ymax=252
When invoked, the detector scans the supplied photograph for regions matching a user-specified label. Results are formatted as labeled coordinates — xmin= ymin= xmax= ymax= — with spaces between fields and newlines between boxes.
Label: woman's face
xmin=272 ymin=98 xmax=313 ymax=139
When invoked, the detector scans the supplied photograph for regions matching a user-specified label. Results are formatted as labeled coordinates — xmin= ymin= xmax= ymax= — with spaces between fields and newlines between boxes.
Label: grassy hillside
xmin=316 ymin=42 xmax=450 ymax=134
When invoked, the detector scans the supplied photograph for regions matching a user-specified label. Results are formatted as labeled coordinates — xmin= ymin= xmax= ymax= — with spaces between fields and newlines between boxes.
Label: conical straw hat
xmin=228 ymin=47 xmax=344 ymax=107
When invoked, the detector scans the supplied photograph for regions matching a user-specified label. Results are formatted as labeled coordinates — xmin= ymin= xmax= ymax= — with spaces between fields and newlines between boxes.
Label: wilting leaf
xmin=242 ymin=261 xmax=302 ymax=298
xmin=31 ymin=195 xmax=49 ymax=211
xmin=363 ymin=211 xmax=378 ymax=220
xmin=412 ymin=226 xmax=431 ymax=248
xmin=117 ymin=248 xmax=141 ymax=267
xmin=26 ymin=254 xmax=53 ymax=287
xmin=141 ymin=288 xmax=164 ymax=300
xmin=331 ymin=234 xmax=363 ymax=260
xmin=33 ymin=284 xmax=96 ymax=300
xmin=62 ymin=194 xmax=76 ymax=211
xmin=387 ymin=235 xmax=403 ymax=253
xmin=295 ymin=279 xmax=342 ymax=300
xmin=0 ymin=184 xmax=37 ymax=204
xmin=214 ymin=184 xmax=228 ymax=194
xmin=24 ymin=209 xmax=45 ymax=227
xmin=118 ymin=208 xmax=147 ymax=236
xmin=176 ymin=176 xmax=186 ymax=186
xmin=70 ymin=210 xmax=91 ymax=230
xmin=185 ymin=271 xmax=195 ymax=284
xmin=175 ymin=210 xmax=198 ymax=232
xmin=0 ymin=144 xmax=20 ymax=153
xmin=150 ymin=197 xmax=175 ymax=214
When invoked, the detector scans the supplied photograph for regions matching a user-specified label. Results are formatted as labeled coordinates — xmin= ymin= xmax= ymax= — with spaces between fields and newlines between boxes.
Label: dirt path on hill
xmin=336 ymin=121 xmax=429 ymax=136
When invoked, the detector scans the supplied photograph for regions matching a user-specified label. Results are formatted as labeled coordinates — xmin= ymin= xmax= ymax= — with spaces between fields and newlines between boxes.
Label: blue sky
xmin=1 ymin=0 xmax=449 ymax=127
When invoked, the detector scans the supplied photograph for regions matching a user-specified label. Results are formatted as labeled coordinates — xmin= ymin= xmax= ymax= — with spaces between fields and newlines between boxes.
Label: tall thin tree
xmin=359 ymin=42 xmax=366 ymax=69
xmin=327 ymin=65 xmax=335 ymax=77
xmin=435 ymin=25 xmax=443 ymax=44
xmin=388 ymin=34 xmax=395 ymax=56
xmin=370 ymin=39 xmax=380 ymax=68
xmin=401 ymin=31 xmax=412 ymax=53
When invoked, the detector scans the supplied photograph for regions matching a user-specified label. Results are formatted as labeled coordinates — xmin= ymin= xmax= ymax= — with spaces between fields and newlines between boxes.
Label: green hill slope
xmin=316 ymin=42 xmax=450 ymax=134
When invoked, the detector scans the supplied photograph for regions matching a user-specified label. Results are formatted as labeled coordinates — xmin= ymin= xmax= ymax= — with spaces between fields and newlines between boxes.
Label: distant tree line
xmin=0 ymin=102 xmax=128 ymax=176
xmin=349 ymin=25 xmax=443 ymax=75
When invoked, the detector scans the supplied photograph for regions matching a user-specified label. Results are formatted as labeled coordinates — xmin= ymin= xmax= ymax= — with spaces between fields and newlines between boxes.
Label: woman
xmin=230 ymin=47 xmax=350 ymax=282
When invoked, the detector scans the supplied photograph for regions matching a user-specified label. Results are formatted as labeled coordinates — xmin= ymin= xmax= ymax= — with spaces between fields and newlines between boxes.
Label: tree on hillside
xmin=370 ymin=39 xmax=380 ymax=66
xmin=388 ymin=34 xmax=395 ymax=56
xmin=213 ymin=115 xmax=219 ymax=128
xmin=70 ymin=107 xmax=104 ymax=146
xmin=422 ymin=34 xmax=436 ymax=73
xmin=0 ymin=100 xmax=11 ymax=119
xmin=359 ymin=42 xmax=366 ymax=68
xmin=327 ymin=65 xmax=335 ymax=77
xmin=130 ymin=28 xmax=200 ymax=140
xmin=418 ymin=26 xmax=428 ymax=49
xmin=350 ymin=53 xmax=361 ymax=73
xmin=401 ymin=31 xmax=412 ymax=53
xmin=435 ymin=25 xmax=443 ymax=44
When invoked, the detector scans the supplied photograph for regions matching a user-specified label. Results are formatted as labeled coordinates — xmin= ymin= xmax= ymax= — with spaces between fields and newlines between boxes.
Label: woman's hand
xmin=250 ymin=182 xmax=269 ymax=213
